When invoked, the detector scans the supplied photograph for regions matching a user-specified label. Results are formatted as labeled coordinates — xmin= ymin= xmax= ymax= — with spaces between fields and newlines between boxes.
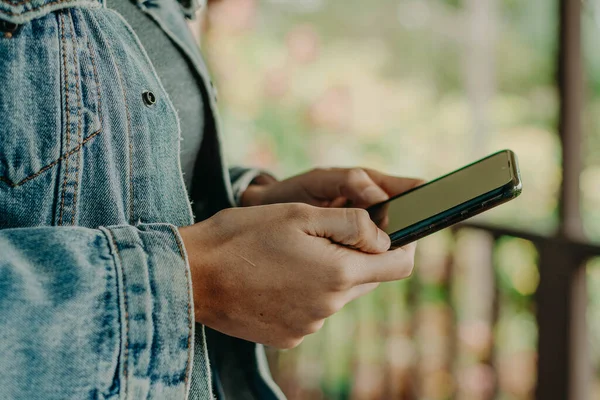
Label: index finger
xmin=363 ymin=169 xmax=425 ymax=197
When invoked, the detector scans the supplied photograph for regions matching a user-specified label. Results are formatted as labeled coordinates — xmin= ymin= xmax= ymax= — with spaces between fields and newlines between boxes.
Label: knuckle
xmin=386 ymin=245 xmax=417 ymax=280
xmin=407 ymin=257 xmax=416 ymax=276
xmin=397 ymin=254 xmax=416 ymax=279
xmin=287 ymin=203 xmax=312 ymax=221
xmin=210 ymin=208 xmax=234 ymax=231
xmin=357 ymin=212 xmax=373 ymax=235
xmin=347 ymin=208 xmax=372 ymax=244
xmin=405 ymin=242 xmax=418 ymax=256
xmin=369 ymin=282 xmax=381 ymax=292
xmin=354 ymin=207 xmax=371 ymax=223
xmin=307 ymin=319 xmax=325 ymax=334
xmin=278 ymin=337 xmax=304 ymax=350
xmin=212 ymin=208 xmax=229 ymax=222
xmin=292 ymin=318 xmax=327 ymax=337
xmin=323 ymin=299 xmax=344 ymax=317
xmin=311 ymin=299 xmax=335 ymax=318
xmin=401 ymin=261 xmax=415 ymax=279
xmin=328 ymin=265 xmax=353 ymax=291
xmin=346 ymin=168 xmax=368 ymax=184
xmin=295 ymin=320 xmax=322 ymax=336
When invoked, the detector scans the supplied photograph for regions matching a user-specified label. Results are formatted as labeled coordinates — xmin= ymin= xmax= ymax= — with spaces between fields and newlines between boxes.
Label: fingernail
xmin=360 ymin=186 xmax=388 ymax=204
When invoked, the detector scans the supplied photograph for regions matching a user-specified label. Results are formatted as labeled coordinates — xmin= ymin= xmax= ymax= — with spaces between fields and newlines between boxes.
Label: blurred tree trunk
xmin=454 ymin=230 xmax=497 ymax=400
xmin=464 ymin=0 xmax=498 ymax=157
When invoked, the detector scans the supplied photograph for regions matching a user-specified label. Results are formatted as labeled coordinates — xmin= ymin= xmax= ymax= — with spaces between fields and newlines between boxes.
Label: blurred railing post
xmin=536 ymin=0 xmax=589 ymax=399
xmin=535 ymin=242 xmax=580 ymax=400
xmin=558 ymin=0 xmax=590 ymax=399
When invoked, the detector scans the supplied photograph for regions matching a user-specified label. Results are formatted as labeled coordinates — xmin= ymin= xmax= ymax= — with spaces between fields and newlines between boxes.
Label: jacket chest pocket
xmin=0 ymin=7 xmax=102 ymax=226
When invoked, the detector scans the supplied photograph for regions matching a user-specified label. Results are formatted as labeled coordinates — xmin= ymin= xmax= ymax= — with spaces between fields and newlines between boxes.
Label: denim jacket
xmin=0 ymin=0 xmax=283 ymax=398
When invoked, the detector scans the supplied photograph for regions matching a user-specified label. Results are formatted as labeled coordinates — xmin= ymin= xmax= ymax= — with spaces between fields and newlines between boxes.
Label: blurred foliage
xmin=583 ymin=5 xmax=600 ymax=394
xmin=583 ymin=2 xmax=600 ymax=240
xmin=203 ymin=0 xmax=562 ymax=234
xmin=198 ymin=0 xmax=599 ymax=398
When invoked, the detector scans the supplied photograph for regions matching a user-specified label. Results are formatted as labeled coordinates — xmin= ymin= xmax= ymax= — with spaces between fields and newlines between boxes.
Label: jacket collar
xmin=137 ymin=0 xmax=206 ymax=19
xmin=177 ymin=0 xmax=206 ymax=19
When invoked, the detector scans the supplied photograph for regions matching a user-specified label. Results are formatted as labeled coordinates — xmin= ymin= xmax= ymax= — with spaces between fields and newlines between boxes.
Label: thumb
xmin=351 ymin=242 xmax=417 ymax=284
xmin=305 ymin=207 xmax=391 ymax=254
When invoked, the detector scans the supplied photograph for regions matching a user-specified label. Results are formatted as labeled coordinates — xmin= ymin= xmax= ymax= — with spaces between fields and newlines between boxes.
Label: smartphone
xmin=367 ymin=150 xmax=522 ymax=248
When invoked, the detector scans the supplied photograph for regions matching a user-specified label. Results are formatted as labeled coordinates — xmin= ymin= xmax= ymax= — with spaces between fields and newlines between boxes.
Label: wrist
xmin=178 ymin=222 xmax=216 ymax=325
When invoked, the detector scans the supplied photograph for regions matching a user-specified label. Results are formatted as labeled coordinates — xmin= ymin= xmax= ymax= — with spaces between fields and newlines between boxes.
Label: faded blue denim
xmin=0 ymin=0 xmax=283 ymax=398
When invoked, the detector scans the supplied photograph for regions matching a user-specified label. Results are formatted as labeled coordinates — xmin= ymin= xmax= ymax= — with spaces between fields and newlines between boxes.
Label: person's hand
xmin=241 ymin=168 xmax=424 ymax=228
xmin=241 ymin=168 xmax=423 ymax=227
xmin=179 ymin=203 xmax=416 ymax=349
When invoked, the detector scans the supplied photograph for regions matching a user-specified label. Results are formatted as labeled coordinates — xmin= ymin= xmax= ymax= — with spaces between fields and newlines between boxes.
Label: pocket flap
xmin=0 ymin=0 xmax=101 ymax=25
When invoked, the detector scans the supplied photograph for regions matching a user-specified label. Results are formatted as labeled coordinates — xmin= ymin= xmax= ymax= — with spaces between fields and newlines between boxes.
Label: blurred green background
xmin=194 ymin=0 xmax=600 ymax=398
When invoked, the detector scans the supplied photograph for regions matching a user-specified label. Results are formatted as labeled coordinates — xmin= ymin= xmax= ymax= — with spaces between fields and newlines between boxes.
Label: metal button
xmin=142 ymin=90 xmax=157 ymax=107
xmin=0 ymin=20 xmax=19 ymax=38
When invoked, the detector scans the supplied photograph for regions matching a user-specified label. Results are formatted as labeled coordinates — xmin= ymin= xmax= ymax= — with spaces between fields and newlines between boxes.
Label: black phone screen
xmin=373 ymin=152 xmax=513 ymax=235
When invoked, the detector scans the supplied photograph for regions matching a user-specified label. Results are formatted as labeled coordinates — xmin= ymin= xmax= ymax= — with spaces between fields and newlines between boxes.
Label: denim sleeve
xmin=0 ymin=223 xmax=194 ymax=399
xmin=228 ymin=167 xmax=277 ymax=207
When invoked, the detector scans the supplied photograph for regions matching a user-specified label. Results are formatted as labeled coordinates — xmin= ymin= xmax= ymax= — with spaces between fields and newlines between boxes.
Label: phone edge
xmin=388 ymin=150 xmax=522 ymax=248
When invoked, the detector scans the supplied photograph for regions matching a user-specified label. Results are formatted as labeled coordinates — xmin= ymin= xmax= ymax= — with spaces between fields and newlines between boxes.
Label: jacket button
xmin=0 ymin=20 xmax=19 ymax=38
xmin=142 ymin=90 xmax=157 ymax=107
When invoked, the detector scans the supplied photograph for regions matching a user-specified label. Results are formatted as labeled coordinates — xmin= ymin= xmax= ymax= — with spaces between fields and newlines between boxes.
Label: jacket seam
xmin=116 ymin=7 xmax=195 ymax=223
xmin=108 ymin=231 xmax=130 ymax=399
xmin=0 ymin=9 xmax=103 ymax=190
xmin=168 ymin=225 xmax=193 ymax=390
xmin=169 ymin=226 xmax=185 ymax=260
xmin=0 ymin=0 xmax=72 ymax=7
xmin=99 ymin=228 xmax=124 ymax=399
xmin=0 ymin=0 xmax=89 ymax=16
xmin=86 ymin=25 xmax=103 ymax=141
xmin=95 ymin=13 xmax=135 ymax=224
xmin=69 ymin=10 xmax=82 ymax=226
xmin=58 ymin=11 xmax=70 ymax=225
xmin=0 ymin=129 xmax=101 ymax=188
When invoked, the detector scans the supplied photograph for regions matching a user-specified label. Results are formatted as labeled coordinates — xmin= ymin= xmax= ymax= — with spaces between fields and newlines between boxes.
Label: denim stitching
xmin=109 ymin=232 xmax=130 ymax=399
xmin=0 ymin=9 xmax=104 ymax=189
xmin=168 ymin=225 xmax=193 ymax=389
xmin=125 ymin=97 xmax=134 ymax=224
xmin=58 ymin=11 xmax=70 ymax=226
xmin=96 ymin=14 xmax=135 ymax=224
xmin=169 ymin=226 xmax=185 ymax=261
xmin=0 ymin=129 xmax=100 ymax=187
xmin=101 ymin=230 xmax=122 ymax=400
xmin=0 ymin=0 xmax=72 ymax=6
xmin=68 ymin=10 xmax=81 ymax=226
xmin=86 ymin=29 xmax=103 ymax=134
xmin=0 ymin=0 xmax=96 ymax=16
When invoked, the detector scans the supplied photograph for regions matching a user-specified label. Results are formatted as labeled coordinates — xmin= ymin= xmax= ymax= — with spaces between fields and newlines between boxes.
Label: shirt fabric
xmin=0 ymin=0 xmax=285 ymax=398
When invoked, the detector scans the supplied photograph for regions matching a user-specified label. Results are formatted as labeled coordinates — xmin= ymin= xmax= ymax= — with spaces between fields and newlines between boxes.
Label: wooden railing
xmin=267 ymin=221 xmax=600 ymax=399
xmin=464 ymin=222 xmax=600 ymax=400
